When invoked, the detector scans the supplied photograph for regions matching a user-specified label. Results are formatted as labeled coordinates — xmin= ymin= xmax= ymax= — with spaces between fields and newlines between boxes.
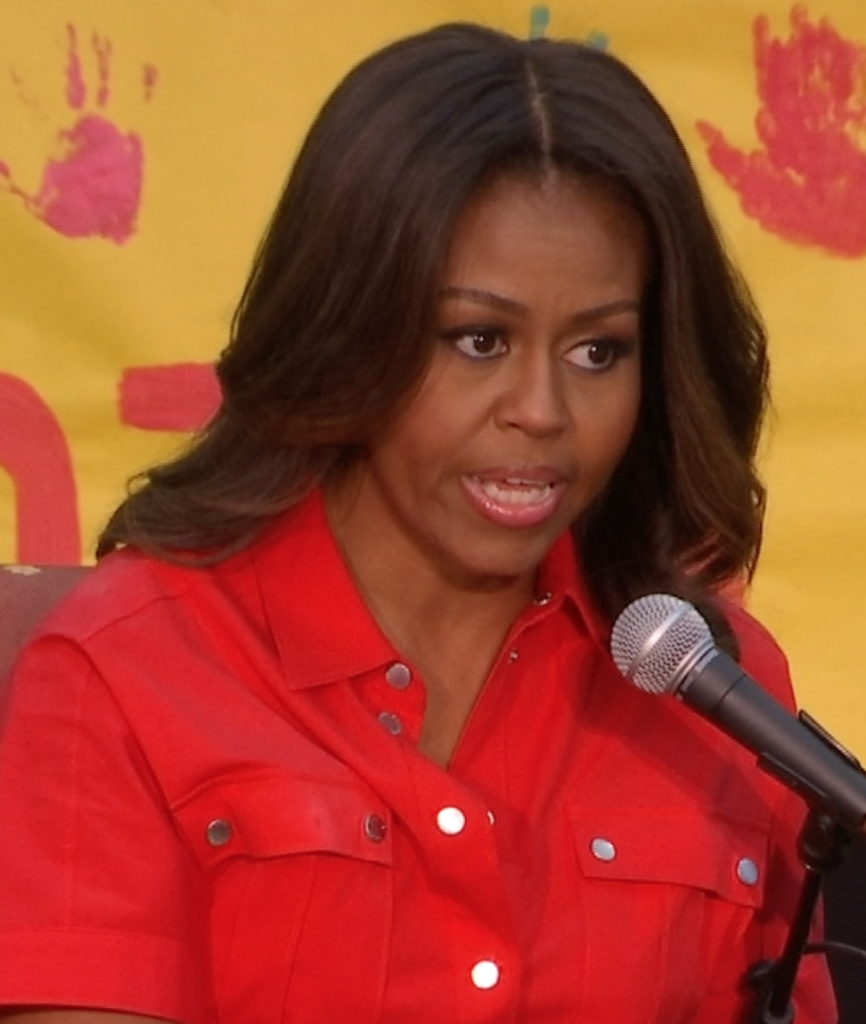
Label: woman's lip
xmin=461 ymin=473 xmax=566 ymax=527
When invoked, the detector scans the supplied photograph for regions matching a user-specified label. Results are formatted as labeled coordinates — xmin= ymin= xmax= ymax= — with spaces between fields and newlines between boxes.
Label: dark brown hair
xmin=99 ymin=23 xmax=768 ymax=637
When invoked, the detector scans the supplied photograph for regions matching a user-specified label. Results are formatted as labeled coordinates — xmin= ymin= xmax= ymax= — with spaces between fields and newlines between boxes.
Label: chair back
xmin=0 ymin=564 xmax=91 ymax=683
xmin=822 ymin=830 xmax=866 ymax=1022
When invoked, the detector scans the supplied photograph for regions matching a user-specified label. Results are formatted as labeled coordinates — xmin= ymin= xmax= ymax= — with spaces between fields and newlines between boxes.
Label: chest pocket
xmin=570 ymin=805 xmax=768 ymax=906
xmin=173 ymin=772 xmax=393 ymax=1024
xmin=173 ymin=769 xmax=393 ymax=868
xmin=567 ymin=804 xmax=771 ymax=1024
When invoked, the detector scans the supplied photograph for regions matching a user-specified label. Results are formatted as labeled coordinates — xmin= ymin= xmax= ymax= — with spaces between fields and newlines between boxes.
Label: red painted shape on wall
xmin=119 ymin=363 xmax=220 ymax=431
xmin=696 ymin=5 xmax=866 ymax=258
xmin=0 ymin=373 xmax=81 ymax=564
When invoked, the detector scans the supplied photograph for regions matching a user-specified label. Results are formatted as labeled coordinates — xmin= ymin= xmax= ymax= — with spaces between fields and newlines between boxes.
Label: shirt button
xmin=487 ymin=810 xmax=496 ymax=825
xmin=535 ymin=591 xmax=552 ymax=605
xmin=737 ymin=857 xmax=760 ymax=885
xmin=206 ymin=819 xmax=233 ymax=847
xmin=377 ymin=711 xmax=403 ymax=735
xmin=385 ymin=662 xmax=412 ymax=690
xmin=508 ymin=649 xmax=519 ymax=663
xmin=364 ymin=813 xmax=388 ymax=843
xmin=471 ymin=960 xmax=500 ymax=989
xmin=436 ymin=806 xmax=466 ymax=835
xmin=590 ymin=837 xmax=617 ymax=862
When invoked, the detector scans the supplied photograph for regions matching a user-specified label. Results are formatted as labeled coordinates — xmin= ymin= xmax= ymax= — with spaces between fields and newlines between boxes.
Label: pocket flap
xmin=173 ymin=771 xmax=393 ymax=868
xmin=568 ymin=805 xmax=769 ymax=908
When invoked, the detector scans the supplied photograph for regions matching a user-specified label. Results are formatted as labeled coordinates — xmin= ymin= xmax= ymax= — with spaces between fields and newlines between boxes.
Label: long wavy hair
xmin=99 ymin=23 xmax=768 ymax=641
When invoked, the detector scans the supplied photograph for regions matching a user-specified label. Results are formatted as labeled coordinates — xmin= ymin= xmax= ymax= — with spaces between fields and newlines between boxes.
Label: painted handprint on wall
xmin=0 ymin=24 xmax=157 ymax=244
xmin=697 ymin=5 xmax=866 ymax=259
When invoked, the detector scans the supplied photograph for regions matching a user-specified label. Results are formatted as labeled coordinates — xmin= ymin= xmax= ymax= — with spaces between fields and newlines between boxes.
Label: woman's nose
xmin=494 ymin=352 xmax=569 ymax=437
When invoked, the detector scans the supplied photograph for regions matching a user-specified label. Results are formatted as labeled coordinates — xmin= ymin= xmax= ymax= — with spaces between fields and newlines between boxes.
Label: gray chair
xmin=0 ymin=563 xmax=90 ymax=681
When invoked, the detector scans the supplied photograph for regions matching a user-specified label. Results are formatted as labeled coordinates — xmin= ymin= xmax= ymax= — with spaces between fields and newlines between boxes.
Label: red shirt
xmin=0 ymin=490 xmax=835 ymax=1022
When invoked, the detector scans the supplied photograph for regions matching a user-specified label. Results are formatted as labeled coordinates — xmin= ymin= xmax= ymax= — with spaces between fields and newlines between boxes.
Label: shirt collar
xmin=247 ymin=489 xmax=609 ymax=689
xmin=246 ymin=489 xmax=395 ymax=688
xmin=532 ymin=527 xmax=610 ymax=648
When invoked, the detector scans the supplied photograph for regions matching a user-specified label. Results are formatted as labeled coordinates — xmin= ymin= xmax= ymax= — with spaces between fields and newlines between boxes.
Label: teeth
xmin=480 ymin=480 xmax=553 ymax=505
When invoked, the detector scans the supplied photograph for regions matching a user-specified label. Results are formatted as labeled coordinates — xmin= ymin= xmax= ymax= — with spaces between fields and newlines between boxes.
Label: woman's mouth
xmin=461 ymin=473 xmax=565 ymax=527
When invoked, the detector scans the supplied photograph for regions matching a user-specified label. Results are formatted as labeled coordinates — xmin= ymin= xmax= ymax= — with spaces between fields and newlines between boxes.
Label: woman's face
xmin=328 ymin=173 xmax=647 ymax=591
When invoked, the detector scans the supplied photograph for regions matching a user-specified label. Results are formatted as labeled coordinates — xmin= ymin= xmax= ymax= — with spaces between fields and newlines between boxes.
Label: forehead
xmin=440 ymin=172 xmax=649 ymax=299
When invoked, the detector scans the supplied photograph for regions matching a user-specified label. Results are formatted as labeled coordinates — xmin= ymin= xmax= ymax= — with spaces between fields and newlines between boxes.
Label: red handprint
xmin=697 ymin=5 xmax=866 ymax=259
xmin=0 ymin=24 xmax=158 ymax=244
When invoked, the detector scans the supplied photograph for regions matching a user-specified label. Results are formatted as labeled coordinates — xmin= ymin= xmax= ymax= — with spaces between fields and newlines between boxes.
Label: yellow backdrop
xmin=2 ymin=0 xmax=865 ymax=751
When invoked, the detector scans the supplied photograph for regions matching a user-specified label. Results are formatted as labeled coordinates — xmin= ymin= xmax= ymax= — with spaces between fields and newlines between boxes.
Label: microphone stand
xmin=746 ymin=809 xmax=852 ymax=1023
xmin=743 ymin=709 xmax=865 ymax=1022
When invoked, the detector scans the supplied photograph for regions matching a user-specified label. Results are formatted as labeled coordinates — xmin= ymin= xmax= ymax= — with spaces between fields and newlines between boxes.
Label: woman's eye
xmin=566 ymin=338 xmax=630 ymax=372
xmin=451 ymin=329 xmax=508 ymax=359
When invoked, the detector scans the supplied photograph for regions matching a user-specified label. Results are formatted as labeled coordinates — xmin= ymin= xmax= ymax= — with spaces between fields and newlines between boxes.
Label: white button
xmin=377 ymin=711 xmax=403 ymax=735
xmin=508 ymin=649 xmax=519 ymax=663
xmin=590 ymin=837 xmax=616 ymax=862
xmin=535 ymin=592 xmax=552 ymax=605
xmin=436 ymin=806 xmax=466 ymax=835
xmin=737 ymin=857 xmax=760 ymax=885
xmin=471 ymin=960 xmax=500 ymax=989
xmin=487 ymin=810 xmax=496 ymax=825
xmin=385 ymin=662 xmax=412 ymax=689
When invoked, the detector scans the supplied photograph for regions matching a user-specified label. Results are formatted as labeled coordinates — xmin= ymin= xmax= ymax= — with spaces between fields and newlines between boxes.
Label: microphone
xmin=610 ymin=593 xmax=866 ymax=831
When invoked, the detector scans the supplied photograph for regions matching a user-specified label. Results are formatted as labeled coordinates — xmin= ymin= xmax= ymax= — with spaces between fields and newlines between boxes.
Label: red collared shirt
xmin=0 ymin=490 xmax=835 ymax=1022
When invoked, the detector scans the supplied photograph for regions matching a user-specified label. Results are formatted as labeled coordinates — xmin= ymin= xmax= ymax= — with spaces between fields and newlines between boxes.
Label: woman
xmin=0 ymin=22 xmax=835 ymax=1023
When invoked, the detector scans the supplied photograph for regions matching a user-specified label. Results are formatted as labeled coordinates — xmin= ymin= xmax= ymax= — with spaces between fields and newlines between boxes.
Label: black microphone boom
xmin=610 ymin=594 xmax=866 ymax=831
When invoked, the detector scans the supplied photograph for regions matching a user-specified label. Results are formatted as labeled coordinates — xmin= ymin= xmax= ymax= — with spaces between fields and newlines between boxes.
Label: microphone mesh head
xmin=610 ymin=593 xmax=713 ymax=696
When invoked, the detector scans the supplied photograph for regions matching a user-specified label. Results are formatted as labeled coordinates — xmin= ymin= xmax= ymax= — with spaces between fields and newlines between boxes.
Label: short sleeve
xmin=0 ymin=633 xmax=213 ymax=1023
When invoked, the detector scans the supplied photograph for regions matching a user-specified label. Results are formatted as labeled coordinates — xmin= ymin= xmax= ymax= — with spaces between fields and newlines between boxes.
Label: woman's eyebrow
xmin=439 ymin=286 xmax=527 ymax=314
xmin=439 ymin=286 xmax=640 ymax=325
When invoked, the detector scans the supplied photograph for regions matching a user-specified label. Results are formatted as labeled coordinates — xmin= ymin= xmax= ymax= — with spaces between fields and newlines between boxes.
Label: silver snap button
xmin=364 ymin=813 xmax=387 ymax=843
xmin=471 ymin=960 xmax=500 ymax=989
xmin=436 ymin=806 xmax=466 ymax=835
xmin=590 ymin=837 xmax=616 ymax=862
xmin=737 ymin=857 xmax=760 ymax=886
xmin=385 ymin=662 xmax=412 ymax=689
xmin=206 ymin=819 xmax=233 ymax=847
xmin=377 ymin=711 xmax=403 ymax=735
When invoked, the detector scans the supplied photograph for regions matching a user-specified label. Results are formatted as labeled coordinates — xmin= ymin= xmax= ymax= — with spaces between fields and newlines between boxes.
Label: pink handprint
xmin=0 ymin=25 xmax=158 ymax=244
xmin=697 ymin=5 xmax=866 ymax=259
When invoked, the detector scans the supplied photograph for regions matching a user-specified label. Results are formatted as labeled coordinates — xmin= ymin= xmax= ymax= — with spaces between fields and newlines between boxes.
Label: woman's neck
xmin=323 ymin=475 xmax=538 ymax=765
